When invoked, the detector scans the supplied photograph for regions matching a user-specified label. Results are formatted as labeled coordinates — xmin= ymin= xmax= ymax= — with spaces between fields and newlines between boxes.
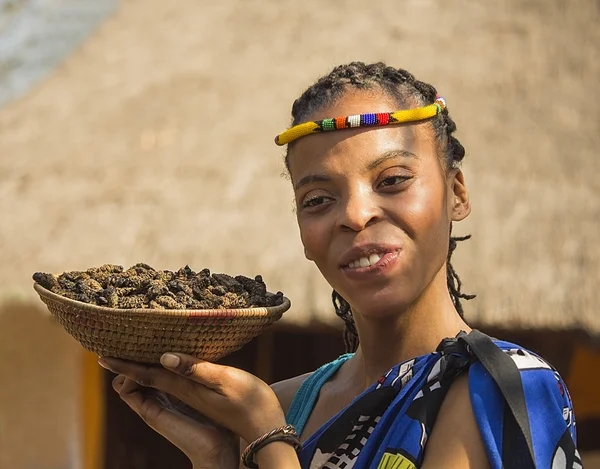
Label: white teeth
xmin=347 ymin=253 xmax=384 ymax=269
xmin=369 ymin=253 xmax=381 ymax=265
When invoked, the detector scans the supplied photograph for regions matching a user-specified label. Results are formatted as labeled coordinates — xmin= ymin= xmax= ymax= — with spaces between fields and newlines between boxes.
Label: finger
xmin=114 ymin=376 xmax=157 ymax=408
xmin=101 ymin=355 xmax=230 ymax=397
xmin=117 ymin=377 xmax=197 ymax=420
xmin=112 ymin=374 xmax=126 ymax=391
xmin=159 ymin=353 xmax=256 ymax=425
xmin=100 ymin=357 xmax=196 ymax=397
xmin=113 ymin=374 xmax=163 ymax=423
xmin=116 ymin=376 xmax=162 ymax=403
xmin=159 ymin=353 xmax=237 ymax=393
xmin=103 ymin=357 xmax=224 ymax=422
xmin=100 ymin=358 xmax=159 ymax=387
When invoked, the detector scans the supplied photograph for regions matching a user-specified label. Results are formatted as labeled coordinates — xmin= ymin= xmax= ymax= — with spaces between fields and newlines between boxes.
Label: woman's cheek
xmin=405 ymin=182 xmax=448 ymax=233
xmin=408 ymin=193 xmax=452 ymax=272
xmin=299 ymin=218 xmax=326 ymax=261
xmin=393 ymin=191 xmax=437 ymax=240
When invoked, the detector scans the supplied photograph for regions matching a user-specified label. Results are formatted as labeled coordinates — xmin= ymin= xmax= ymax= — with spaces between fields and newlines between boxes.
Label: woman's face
xmin=287 ymin=88 xmax=470 ymax=319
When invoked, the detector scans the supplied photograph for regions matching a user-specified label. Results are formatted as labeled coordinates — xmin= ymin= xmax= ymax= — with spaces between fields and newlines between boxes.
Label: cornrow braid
xmin=285 ymin=62 xmax=474 ymax=353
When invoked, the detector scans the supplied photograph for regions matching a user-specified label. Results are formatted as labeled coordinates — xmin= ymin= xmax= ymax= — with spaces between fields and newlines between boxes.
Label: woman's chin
xmin=348 ymin=290 xmax=415 ymax=321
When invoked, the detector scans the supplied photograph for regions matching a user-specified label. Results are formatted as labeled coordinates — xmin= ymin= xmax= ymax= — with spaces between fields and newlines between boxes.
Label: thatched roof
xmin=0 ymin=0 xmax=598 ymax=335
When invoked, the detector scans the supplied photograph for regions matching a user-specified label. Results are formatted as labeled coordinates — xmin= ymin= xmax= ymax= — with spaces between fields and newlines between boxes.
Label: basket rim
xmin=33 ymin=282 xmax=291 ymax=318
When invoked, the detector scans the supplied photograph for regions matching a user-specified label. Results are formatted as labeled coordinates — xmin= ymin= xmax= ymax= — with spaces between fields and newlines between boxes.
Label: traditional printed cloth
xmin=295 ymin=332 xmax=582 ymax=469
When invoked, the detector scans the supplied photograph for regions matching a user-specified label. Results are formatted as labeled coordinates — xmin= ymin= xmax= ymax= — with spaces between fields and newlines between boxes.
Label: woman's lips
xmin=340 ymin=250 xmax=401 ymax=279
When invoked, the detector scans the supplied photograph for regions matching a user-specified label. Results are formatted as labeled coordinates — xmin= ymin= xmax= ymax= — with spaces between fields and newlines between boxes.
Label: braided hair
xmin=284 ymin=62 xmax=474 ymax=352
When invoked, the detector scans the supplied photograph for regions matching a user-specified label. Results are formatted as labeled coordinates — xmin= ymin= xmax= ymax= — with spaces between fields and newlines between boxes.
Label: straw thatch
xmin=0 ymin=0 xmax=598 ymax=335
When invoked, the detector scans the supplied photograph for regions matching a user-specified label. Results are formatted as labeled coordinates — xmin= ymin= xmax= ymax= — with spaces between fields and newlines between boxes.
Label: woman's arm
xmin=421 ymin=374 xmax=491 ymax=469
xmin=235 ymin=373 xmax=311 ymax=468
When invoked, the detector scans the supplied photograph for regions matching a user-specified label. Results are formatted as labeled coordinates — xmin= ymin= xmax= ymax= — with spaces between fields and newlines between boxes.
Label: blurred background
xmin=0 ymin=0 xmax=598 ymax=468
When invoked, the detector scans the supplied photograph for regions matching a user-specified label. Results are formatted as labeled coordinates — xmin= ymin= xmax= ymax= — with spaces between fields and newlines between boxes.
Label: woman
xmin=99 ymin=62 xmax=581 ymax=469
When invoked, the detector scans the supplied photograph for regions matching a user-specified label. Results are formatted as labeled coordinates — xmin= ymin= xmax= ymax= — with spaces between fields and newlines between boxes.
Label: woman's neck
xmin=344 ymin=267 xmax=470 ymax=392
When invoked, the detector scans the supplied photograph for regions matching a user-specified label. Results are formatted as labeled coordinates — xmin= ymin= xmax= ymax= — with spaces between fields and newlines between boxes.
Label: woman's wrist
xmin=244 ymin=405 xmax=287 ymax=444
xmin=253 ymin=440 xmax=301 ymax=469
xmin=241 ymin=424 xmax=302 ymax=469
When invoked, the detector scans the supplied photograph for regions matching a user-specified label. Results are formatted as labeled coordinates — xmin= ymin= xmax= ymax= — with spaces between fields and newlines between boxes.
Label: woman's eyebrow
xmin=366 ymin=149 xmax=418 ymax=171
xmin=294 ymin=150 xmax=417 ymax=191
xmin=294 ymin=174 xmax=331 ymax=191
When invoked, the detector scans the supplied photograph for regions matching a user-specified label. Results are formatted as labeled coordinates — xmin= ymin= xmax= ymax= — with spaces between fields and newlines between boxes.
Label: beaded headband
xmin=274 ymin=96 xmax=446 ymax=146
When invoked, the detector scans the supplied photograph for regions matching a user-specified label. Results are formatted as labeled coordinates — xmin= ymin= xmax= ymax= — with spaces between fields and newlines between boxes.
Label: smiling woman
xmin=285 ymin=64 xmax=473 ymax=354
xmin=105 ymin=62 xmax=582 ymax=469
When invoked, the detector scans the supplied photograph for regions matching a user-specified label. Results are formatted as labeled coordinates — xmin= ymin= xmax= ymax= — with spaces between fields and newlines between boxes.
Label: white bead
xmin=348 ymin=115 xmax=361 ymax=128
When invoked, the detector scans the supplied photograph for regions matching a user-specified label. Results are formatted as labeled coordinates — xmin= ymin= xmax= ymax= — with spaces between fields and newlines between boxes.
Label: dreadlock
xmin=284 ymin=62 xmax=475 ymax=352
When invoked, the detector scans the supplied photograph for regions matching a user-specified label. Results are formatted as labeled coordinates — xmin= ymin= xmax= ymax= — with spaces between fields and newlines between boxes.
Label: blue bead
xmin=361 ymin=113 xmax=376 ymax=126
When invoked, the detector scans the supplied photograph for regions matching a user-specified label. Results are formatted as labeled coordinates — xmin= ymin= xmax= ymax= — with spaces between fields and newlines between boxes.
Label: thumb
xmin=160 ymin=353 xmax=228 ymax=392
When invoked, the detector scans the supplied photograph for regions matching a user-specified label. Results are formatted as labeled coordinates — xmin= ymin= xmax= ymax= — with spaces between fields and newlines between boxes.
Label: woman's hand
xmin=111 ymin=375 xmax=238 ymax=469
xmin=99 ymin=353 xmax=288 ymax=451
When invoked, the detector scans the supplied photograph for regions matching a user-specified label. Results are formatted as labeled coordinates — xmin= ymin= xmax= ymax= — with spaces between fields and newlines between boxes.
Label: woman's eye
xmin=379 ymin=175 xmax=411 ymax=187
xmin=302 ymin=196 xmax=331 ymax=209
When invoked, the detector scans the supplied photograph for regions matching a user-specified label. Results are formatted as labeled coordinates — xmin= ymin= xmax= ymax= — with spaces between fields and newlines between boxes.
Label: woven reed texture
xmin=33 ymin=283 xmax=291 ymax=363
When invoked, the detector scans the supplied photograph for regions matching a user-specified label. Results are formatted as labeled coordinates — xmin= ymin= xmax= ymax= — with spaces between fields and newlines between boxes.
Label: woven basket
xmin=34 ymin=283 xmax=291 ymax=363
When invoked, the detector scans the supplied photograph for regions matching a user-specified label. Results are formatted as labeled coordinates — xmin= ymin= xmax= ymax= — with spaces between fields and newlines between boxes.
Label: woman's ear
xmin=450 ymin=169 xmax=471 ymax=221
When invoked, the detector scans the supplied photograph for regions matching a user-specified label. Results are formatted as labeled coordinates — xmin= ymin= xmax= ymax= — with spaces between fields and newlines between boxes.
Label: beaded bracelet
xmin=241 ymin=424 xmax=302 ymax=469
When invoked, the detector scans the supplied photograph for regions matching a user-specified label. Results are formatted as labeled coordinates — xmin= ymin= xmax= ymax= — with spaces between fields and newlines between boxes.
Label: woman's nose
xmin=338 ymin=188 xmax=381 ymax=232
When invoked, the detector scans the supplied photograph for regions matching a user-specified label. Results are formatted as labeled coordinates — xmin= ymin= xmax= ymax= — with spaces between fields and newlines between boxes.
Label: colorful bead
xmin=335 ymin=117 xmax=347 ymax=129
xmin=321 ymin=119 xmax=336 ymax=131
xmin=274 ymin=97 xmax=446 ymax=146
xmin=361 ymin=114 xmax=377 ymax=126
xmin=376 ymin=113 xmax=390 ymax=125
xmin=348 ymin=115 xmax=361 ymax=128
xmin=435 ymin=96 xmax=446 ymax=110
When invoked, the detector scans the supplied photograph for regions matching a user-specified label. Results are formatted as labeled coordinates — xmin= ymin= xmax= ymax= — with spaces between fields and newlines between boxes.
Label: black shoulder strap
xmin=459 ymin=329 xmax=537 ymax=469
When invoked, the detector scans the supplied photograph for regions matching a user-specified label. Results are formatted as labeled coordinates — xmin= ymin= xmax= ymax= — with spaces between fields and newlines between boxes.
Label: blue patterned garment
xmin=294 ymin=334 xmax=581 ymax=469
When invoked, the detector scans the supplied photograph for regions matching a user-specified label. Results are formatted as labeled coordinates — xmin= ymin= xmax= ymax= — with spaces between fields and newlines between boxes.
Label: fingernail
xmin=160 ymin=353 xmax=180 ymax=368
xmin=98 ymin=358 xmax=111 ymax=370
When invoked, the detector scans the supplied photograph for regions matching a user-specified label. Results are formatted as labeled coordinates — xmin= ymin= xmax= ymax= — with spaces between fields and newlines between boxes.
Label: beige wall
xmin=0 ymin=302 xmax=82 ymax=469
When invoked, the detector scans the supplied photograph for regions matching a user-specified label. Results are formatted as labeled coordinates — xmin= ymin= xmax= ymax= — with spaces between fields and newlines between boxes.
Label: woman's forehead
xmin=287 ymin=121 xmax=435 ymax=181
xmin=287 ymin=88 xmax=437 ymax=178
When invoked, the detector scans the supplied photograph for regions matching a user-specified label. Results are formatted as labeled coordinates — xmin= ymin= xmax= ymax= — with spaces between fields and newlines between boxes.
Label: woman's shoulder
xmin=469 ymin=338 xmax=573 ymax=420
xmin=270 ymin=372 xmax=312 ymax=413
xmin=487 ymin=338 xmax=565 ymax=384
xmin=425 ymin=338 xmax=577 ymax=468
xmin=270 ymin=353 xmax=354 ymax=413
xmin=463 ymin=336 xmax=565 ymax=385
xmin=466 ymin=338 xmax=579 ymax=468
